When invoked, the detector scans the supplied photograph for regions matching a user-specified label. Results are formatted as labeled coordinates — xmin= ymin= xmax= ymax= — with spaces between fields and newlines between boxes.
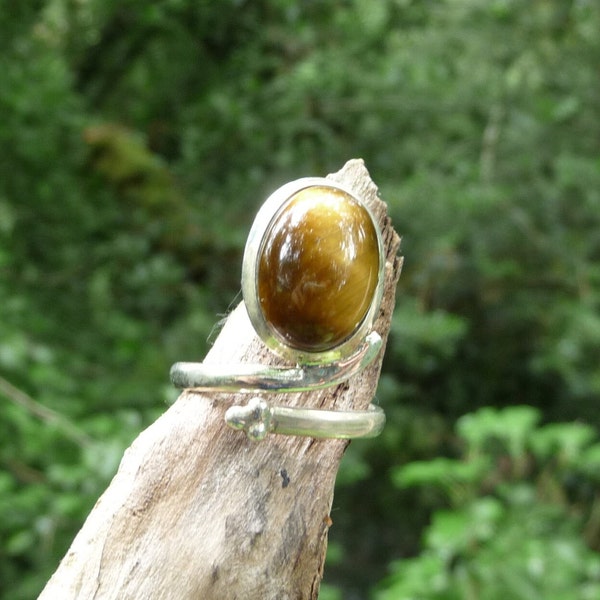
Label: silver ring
xmin=170 ymin=178 xmax=386 ymax=441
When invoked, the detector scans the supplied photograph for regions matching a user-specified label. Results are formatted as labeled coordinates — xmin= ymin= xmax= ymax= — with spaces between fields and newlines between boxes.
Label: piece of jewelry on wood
xmin=169 ymin=177 xmax=386 ymax=441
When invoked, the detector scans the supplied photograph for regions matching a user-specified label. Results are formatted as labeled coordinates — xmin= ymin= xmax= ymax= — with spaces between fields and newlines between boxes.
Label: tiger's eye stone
xmin=257 ymin=186 xmax=380 ymax=352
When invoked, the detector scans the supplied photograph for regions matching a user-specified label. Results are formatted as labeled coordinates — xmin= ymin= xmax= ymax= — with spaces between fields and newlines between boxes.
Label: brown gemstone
xmin=257 ymin=186 xmax=380 ymax=352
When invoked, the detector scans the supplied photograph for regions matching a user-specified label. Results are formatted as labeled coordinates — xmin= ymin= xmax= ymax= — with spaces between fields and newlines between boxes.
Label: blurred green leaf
xmin=393 ymin=457 xmax=490 ymax=492
xmin=458 ymin=406 xmax=541 ymax=457
xmin=530 ymin=422 xmax=597 ymax=464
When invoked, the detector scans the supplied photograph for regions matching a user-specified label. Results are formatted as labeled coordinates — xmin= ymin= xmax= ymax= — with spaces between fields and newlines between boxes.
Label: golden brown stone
xmin=257 ymin=186 xmax=380 ymax=352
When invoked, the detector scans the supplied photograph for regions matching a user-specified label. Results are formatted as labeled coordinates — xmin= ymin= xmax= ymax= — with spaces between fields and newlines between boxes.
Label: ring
xmin=170 ymin=178 xmax=386 ymax=440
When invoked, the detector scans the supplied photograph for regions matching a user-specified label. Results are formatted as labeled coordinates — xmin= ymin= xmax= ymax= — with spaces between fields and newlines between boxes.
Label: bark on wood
xmin=39 ymin=159 xmax=403 ymax=600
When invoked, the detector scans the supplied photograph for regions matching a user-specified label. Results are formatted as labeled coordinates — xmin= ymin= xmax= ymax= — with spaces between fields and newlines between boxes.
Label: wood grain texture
xmin=39 ymin=159 xmax=402 ymax=600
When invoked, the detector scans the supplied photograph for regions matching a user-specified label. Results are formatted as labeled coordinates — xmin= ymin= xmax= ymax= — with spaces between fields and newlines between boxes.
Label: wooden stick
xmin=39 ymin=159 xmax=402 ymax=600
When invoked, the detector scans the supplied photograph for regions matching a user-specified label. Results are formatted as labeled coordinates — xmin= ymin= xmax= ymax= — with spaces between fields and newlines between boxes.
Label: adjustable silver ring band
xmin=170 ymin=332 xmax=382 ymax=394
xmin=171 ymin=331 xmax=384 ymax=441
xmin=225 ymin=397 xmax=385 ymax=441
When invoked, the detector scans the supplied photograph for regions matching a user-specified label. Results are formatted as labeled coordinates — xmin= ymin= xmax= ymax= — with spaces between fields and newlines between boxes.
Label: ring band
xmin=225 ymin=397 xmax=385 ymax=441
xmin=170 ymin=331 xmax=382 ymax=393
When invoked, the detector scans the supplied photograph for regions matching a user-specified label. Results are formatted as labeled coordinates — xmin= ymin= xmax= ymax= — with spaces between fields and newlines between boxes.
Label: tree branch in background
xmin=0 ymin=374 xmax=93 ymax=448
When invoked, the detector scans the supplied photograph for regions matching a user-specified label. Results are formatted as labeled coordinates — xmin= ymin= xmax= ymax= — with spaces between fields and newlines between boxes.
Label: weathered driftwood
xmin=39 ymin=159 xmax=402 ymax=600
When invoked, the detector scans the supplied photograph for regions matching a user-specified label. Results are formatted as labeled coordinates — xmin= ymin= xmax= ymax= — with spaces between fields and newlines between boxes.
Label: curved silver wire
xmin=170 ymin=331 xmax=382 ymax=394
xmin=225 ymin=397 xmax=385 ymax=441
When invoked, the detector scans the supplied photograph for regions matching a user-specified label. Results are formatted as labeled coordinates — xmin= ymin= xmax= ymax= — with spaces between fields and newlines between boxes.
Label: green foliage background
xmin=1 ymin=1 xmax=600 ymax=598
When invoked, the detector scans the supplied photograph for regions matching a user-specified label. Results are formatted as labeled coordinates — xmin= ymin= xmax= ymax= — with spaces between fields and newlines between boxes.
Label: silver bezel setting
xmin=241 ymin=177 xmax=385 ymax=365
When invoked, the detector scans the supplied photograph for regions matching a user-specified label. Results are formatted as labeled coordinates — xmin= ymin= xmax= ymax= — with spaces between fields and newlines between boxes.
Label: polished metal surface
xmin=225 ymin=397 xmax=386 ymax=441
xmin=170 ymin=331 xmax=382 ymax=393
